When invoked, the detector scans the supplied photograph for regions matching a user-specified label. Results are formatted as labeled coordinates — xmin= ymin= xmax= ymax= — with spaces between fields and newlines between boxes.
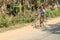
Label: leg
xmin=40 ymin=16 xmax=42 ymax=27
xmin=40 ymin=14 xmax=45 ymax=27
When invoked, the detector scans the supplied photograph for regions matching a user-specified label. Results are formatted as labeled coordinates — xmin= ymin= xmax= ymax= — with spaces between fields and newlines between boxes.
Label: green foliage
xmin=0 ymin=8 xmax=60 ymax=28
xmin=0 ymin=11 xmax=35 ymax=28
xmin=13 ymin=5 xmax=20 ymax=13
xmin=0 ymin=0 xmax=60 ymax=28
xmin=0 ymin=15 xmax=8 ymax=28
xmin=45 ymin=9 xmax=60 ymax=18
xmin=37 ymin=0 xmax=41 ymax=5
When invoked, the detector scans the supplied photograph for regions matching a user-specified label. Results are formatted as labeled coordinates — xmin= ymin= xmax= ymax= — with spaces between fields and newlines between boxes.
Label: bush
xmin=45 ymin=9 xmax=60 ymax=18
xmin=0 ymin=10 xmax=35 ymax=28
xmin=0 ymin=7 xmax=60 ymax=28
xmin=0 ymin=15 xmax=8 ymax=28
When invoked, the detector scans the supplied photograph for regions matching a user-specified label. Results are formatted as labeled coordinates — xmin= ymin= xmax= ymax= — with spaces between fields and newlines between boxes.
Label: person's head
xmin=39 ymin=4 xmax=45 ymax=9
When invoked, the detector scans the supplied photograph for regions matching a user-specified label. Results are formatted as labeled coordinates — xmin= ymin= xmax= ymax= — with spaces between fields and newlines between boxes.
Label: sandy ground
xmin=0 ymin=17 xmax=60 ymax=40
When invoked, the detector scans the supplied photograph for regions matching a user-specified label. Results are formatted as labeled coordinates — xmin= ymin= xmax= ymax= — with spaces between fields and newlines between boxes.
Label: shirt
xmin=38 ymin=9 xmax=45 ymax=15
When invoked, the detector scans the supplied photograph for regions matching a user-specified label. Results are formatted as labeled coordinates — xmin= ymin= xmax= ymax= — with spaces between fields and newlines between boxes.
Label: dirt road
xmin=0 ymin=17 xmax=60 ymax=40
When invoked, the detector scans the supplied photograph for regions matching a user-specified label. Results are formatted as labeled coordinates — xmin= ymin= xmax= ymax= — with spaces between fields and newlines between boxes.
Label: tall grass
xmin=45 ymin=9 xmax=60 ymax=18
xmin=0 ymin=8 xmax=60 ymax=28
xmin=0 ymin=10 xmax=35 ymax=28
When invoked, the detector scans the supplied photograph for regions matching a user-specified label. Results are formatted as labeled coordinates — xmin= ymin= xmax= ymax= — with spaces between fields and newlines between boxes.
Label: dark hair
xmin=39 ymin=5 xmax=45 ymax=9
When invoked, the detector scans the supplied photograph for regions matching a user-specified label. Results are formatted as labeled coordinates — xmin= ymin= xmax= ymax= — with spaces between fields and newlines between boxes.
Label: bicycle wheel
xmin=33 ymin=15 xmax=40 ymax=28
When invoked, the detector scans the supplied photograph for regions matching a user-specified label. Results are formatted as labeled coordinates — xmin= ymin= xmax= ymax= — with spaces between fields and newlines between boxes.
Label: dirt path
xmin=0 ymin=17 xmax=60 ymax=40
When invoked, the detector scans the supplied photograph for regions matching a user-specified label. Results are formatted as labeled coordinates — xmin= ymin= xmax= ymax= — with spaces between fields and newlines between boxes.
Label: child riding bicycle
xmin=38 ymin=4 xmax=46 ymax=27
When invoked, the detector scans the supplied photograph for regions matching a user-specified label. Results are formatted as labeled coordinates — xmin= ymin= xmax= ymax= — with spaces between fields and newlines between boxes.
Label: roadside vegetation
xmin=0 ymin=0 xmax=60 ymax=32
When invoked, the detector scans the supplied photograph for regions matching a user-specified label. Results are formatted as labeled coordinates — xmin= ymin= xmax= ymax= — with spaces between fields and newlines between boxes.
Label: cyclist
xmin=38 ymin=4 xmax=46 ymax=27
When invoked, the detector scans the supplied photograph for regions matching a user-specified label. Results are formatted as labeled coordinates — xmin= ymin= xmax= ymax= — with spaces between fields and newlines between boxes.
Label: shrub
xmin=45 ymin=9 xmax=60 ymax=18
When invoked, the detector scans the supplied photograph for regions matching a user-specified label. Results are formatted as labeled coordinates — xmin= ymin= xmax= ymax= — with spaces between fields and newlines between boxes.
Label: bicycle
xmin=32 ymin=11 xmax=40 ymax=28
xmin=40 ymin=13 xmax=47 ymax=28
xmin=32 ymin=11 xmax=47 ymax=29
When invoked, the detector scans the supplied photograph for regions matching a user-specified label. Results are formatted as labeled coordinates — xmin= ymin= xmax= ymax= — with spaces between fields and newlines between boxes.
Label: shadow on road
xmin=42 ymin=23 xmax=60 ymax=34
